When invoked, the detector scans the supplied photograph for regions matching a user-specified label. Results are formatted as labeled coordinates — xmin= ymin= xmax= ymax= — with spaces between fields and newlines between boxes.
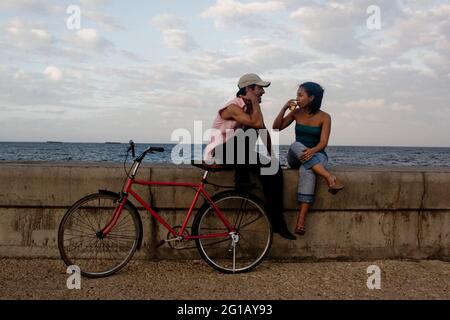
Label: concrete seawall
xmin=0 ymin=162 xmax=449 ymax=261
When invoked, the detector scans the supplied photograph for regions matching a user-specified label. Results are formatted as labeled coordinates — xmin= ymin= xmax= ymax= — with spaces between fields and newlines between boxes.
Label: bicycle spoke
xmin=80 ymin=207 xmax=98 ymax=231
xmin=238 ymin=215 xmax=264 ymax=230
xmin=114 ymin=213 xmax=131 ymax=229
xmin=194 ymin=193 xmax=272 ymax=273
xmin=70 ymin=214 xmax=97 ymax=232
xmin=59 ymin=194 xmax=139 ymax=277
xmin=235 ymin=198 xmax=248 ymax=229
xmin=106 ymin=234 xmax=137 ymax=240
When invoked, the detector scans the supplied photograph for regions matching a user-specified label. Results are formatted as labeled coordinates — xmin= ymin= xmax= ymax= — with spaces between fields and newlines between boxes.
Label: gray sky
xmin=1 ymin=0 xmax=449 ymax=146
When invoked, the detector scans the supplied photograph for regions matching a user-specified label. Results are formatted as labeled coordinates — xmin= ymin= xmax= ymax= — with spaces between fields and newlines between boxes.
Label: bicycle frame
xmin=101 ymin=170 xmax=236 ymax=240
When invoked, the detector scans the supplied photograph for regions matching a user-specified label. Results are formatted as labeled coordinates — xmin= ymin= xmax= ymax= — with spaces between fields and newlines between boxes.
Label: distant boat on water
xmin=46 ymin=141 xmax=63 ymax=144
xmin=105 ymin=142 xmax=121 ymax=144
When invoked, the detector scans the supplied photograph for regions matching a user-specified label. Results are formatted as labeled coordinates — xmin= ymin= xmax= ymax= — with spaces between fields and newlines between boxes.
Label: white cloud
xmin=161 ymin=29 xmax=197 ymax=52
xmin=3 ymin=19 xmax=53 ymax=50
xmin=0 ymin=0 xmax=61 ymax=14
xmin=251 ymin=46 xmax=311 ymax=69
xmin=201 ymin=0 xmax=285 ymax=27
xmin=237 ymin=38 xmax=269 ymax=47
xmin=0 ymin=65 xmax=93 ymax=111
xmin=1 ymin=20 xmax=113 ymax=62
xmin=390 ymin=103 xmax=414 ymax=112
xmin=373 ymin=3 xmax=450 ymax=78
xmin=151 ymin=14 xmax=197 ymax=52
xmin=76 ymin=28 xmax=99 ymax=42
xmin=341 ymin=99 xmax=385 ymax=110
xmin=337 ymin=99 xmax=415 ymax=112
xmin=1 ymin=0 xmax=123 ymax=31
xmin=43 ymin=66 xmax=63 ymax=81
xmin=423 ymin=52 xmax=450 ymax=76
xmin=151 ymin=14 xmax=186 ymax=30
xmin=84 ymin=10 xmax=125 ymax=31
xmin=289 ymin=3 xmax=363 ymax=57
xmin=79 ymin=0 xmax=111 ymax=9
xmin=71 ymin=28 xmax=113 ymax=53
xmin=183 ymin=42 xmax=311 ymax=77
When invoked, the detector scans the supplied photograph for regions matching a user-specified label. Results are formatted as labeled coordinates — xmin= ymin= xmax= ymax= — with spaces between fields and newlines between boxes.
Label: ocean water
xmin=1 ymin=142 xmax=450 ymax=167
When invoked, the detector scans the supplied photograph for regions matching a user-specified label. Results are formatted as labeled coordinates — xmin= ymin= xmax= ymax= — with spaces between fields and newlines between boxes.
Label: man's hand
xmin=300 ymin=148 xmax=316 ymax=162
xmin=242 ymin=90 xmax=259 ymax=105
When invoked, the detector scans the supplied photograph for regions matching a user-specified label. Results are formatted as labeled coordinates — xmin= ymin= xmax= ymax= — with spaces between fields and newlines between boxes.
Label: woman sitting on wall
xmin=273 ymin=82 xmax=344 ymax=235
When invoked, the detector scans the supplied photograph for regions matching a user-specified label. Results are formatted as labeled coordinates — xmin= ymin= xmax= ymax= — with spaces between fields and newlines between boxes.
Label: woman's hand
xmin=273 ymin=99 xmax=297 ymax=130
xmin=284 ymin=99 xmax=298 ymax=112
xmin=300 ymin=148 xmax=316 ymax=162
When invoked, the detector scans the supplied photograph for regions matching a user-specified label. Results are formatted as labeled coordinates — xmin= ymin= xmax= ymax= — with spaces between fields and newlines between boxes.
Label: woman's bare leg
xmin=296 ymin=202 xmax=310 ymax=231
xmin=311 ymin=163 xmax=338 ymax=188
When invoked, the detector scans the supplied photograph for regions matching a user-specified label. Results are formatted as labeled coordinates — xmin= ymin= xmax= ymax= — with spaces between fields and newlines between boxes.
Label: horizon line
xmin=1 ymin=141 xmax=450 ymax=148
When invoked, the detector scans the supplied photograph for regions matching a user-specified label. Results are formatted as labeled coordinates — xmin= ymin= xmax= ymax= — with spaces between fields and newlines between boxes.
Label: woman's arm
xmin=313 ymin=113 xmax=331 ymax=153
xmin=272 ymin=100 xmax=297 ymax=131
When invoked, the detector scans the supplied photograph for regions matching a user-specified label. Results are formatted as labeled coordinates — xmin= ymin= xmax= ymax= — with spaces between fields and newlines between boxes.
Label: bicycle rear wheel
xmin=193 ymin=190 xmax=273 ymax=274
xmin=58 ymin=193 xmax=141 ymax=278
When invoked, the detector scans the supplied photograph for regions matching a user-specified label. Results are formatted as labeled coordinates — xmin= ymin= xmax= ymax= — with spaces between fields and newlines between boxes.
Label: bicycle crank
xmin=165 ymin=226 xmax=194 ymax=250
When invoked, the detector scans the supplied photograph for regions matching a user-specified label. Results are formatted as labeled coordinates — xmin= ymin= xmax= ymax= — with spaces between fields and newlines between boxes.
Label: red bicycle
xmin=58 ymin=141 xmax=273 ymax=277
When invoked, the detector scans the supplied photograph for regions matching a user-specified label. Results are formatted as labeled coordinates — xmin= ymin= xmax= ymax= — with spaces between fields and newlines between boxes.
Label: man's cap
xmin=238 ymin=73 xmax=271 ymax=89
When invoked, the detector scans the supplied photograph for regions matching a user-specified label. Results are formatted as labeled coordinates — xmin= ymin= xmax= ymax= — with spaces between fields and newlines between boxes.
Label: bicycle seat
xmin=191 ymin=160 xmax=227 ymax=173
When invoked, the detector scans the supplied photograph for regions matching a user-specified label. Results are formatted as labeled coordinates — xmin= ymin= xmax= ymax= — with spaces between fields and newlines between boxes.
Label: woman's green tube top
xmin=295 ymin=123 xmax=322 ymax=148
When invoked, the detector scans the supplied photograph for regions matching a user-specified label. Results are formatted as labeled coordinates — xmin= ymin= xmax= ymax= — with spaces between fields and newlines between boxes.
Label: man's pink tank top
xmin=203 ymin=97 xmax=246 ymax=162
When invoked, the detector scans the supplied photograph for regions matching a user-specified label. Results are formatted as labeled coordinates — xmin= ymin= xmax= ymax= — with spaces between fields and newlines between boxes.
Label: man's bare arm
xmin=221 ymin=99 xmax=265 ymax=129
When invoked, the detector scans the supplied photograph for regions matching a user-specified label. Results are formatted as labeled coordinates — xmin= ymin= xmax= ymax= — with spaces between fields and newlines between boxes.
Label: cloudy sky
xmin=0 ymin=0 xmax=449 ymax=147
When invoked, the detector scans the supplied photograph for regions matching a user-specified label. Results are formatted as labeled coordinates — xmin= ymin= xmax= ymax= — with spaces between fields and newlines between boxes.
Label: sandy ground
xmin=0 ymin=258 xmax=448 ymax=300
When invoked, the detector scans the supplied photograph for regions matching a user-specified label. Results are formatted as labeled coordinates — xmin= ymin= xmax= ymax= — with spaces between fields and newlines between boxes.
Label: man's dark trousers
xmin=212 ymin=134 xmax=292 ymax=234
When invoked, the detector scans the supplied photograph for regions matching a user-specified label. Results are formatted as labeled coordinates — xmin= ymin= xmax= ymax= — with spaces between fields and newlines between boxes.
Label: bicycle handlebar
xmin=127 ymin=140 xmax=164 ymax=162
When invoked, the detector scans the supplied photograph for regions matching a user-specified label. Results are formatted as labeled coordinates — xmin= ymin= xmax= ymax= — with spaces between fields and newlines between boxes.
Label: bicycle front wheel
xmin=193 ymin=191 xmax=273 ymax=274
xmin=58 ymin=193 xmax=141 ymax=278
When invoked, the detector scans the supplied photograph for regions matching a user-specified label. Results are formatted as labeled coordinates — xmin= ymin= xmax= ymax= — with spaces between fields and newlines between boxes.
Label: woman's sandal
xmin=328 ymin=176 xmax=345 ymax=195
xmin=294 ymin=225 xmax=306 ymax=235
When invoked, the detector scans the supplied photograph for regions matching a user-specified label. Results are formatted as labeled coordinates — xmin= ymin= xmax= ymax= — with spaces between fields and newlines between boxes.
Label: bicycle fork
xmin=99 ymin=193 xmax=128 ymax=237
xmin=100 ymin=175 xmax=135 ymax=237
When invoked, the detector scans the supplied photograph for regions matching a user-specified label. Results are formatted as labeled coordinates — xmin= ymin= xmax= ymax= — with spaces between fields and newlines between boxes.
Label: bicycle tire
xmin=58 ymin=193 xmax=141 ymax=278
xmin=192 ymin=190 xmax=273 ymax=274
